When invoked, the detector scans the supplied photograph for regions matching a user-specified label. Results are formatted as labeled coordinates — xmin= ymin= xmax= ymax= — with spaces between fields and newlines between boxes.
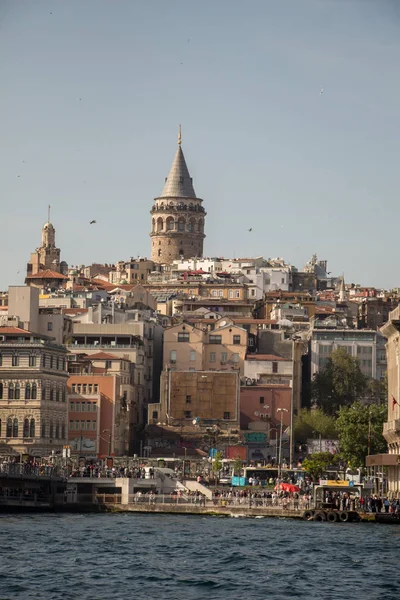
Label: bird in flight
xmin=320 ymin=88 xmax=324 ymax=95
xmin=248 ymin=228 xmax=252 ymax=232
xmin=89 ymin=220 xmax=97 ymax=225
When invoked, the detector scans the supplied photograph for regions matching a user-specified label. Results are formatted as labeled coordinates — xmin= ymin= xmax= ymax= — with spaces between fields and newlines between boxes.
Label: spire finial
xmin=178 ymin=124 xmax=182 ymax=146
xmin=48 ymin=204 xmax=51 ymax=223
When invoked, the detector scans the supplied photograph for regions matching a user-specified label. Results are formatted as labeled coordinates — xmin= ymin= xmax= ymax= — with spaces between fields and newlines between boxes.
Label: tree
xmin=231 ymin=457 xmax=243 ymax=476
xmin=294 ymin=408 xmax=337 ymax=442
xmin=336 ymin=402 xmax=387 ymax=468
xmin=311 ymin=347 xmax=368 ymax=415
xmin=365 ymin=377 xmax=387 ymax=406
xmin=212 ymin=451 xmax=223 ymax=486
xmin=302 ymin=452 xmax=340 ymax=481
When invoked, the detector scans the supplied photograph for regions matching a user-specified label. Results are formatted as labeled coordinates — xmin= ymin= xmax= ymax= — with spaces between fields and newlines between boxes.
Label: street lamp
xmin=277 ymin=408 xmax=288 ymax=482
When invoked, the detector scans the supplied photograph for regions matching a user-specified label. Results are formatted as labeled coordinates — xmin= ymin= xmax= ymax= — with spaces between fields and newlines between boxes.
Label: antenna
xmin=178 ymin=124 xmax=182 ymax=146
xmin=48 ymin=204 xmax=51 ymax=223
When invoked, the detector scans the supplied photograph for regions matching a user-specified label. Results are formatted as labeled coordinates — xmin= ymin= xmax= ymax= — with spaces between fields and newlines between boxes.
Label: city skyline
xmin=1 ymin=0 xmax=400 ymax=289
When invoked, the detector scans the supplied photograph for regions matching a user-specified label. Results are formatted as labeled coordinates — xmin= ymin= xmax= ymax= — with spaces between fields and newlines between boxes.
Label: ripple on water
xmin=0 ymin=514 xmax=400 ymax=600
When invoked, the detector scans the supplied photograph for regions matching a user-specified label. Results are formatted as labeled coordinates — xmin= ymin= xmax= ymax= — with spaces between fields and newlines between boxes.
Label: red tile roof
xmin=26 ymin=269 xmax=67 ymax=280
xmin=88 ymin=352 xmax=121 ymax=360
xmin=0 ymin=326 xmax=33 ymax=335
xmin=62 ymin=308 xmax=89 ymax=315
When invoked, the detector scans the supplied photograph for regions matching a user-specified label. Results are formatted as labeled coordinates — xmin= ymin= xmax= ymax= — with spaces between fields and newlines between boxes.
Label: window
xmin=209 ymin=335 xmax=222 ymax=344
xmin=221 ymin=352 xmax=227 ymax=363
xmin=210 ymin=352 xmax=216 ymax=362
xmin=70 ymin=401 xmax=74 ymax=411
xmin=233 ymin=335 xmax=241 ymax=345
xmin=32 ymin=383 xmax=37 ymax=399
xmin=0 ymin=382 xmax=2 ymax=399
xmin=260 ymin=396 xmax=265 ymax=405
xmin=49 ymin=421 xmax=54 ymax=438
xmin=80 ymin=421 xmax=85 ymax=430
xmin=6 ymin=418 xmax=12 ymax=437
xmin=41 ymin=421 xmax=46 ymax=438
xmin=87 ymin=402 xmax=91 ymax=412
xmin=61 ymin=424 xmax=66 ymax=439
xmin=8 ymin=383 xmax=14 ymax=400
xmin=49 ymin=386 xmax=54 ymax=401
xmin=50 ymin=356 xmax=54 ymax=369
xmin=232 ymin=353 xmax=239 ymax=363
xmin=62 ymin=387 xmax=66 ymax=402
xmin=251 ymin=289 xmax=256 ymax=297
xmin=56 ymin=388 xmax=60 ymax=402
xmin=55 ymin=423 xmax=60 ymax=439
xmin=186 ymin=395 xmax=191 ymax=404
xmin=190 ymin=351 xmax=196 ymax=361
xmin=88 ymin=384 xmax=93 ymax=394
xmin=184 ymin=411 xmax=191 ymax=419
xmin=223 ymin=412 xmax=231 ymax=420
xmin=29 ymin=355 xmax=36 ymax=367
xmin=92 ymin=421 xmax=97 ymax=431
xmin=30 ymin=419 xmax=35 ymax=437
xmin=12 ymin=355 xmax=19 ymax=367
xmin=81 ymin=402 xmax=86 ymax=412
xmin=23 ymin=418 xmax=29 ymax=437
xmin=228 ymin=290 xmax=234 ymax=299
xmin=82 ymin=384 xmax=87 ymax=394
xmin=92 ymin=403 xmax=97 ymax=412
xmin=272 ymin=362 xmax=278 ymax=373
xmin=12 ymin=418 xmax=18 ymax=438
xmin=105 ymin=360 xmax=112 ymax=369
xmin=47 ymin=322 xmax=53 ymax=331
xmin=0 ymin=353 xmax=2 ymax=366
xmin=86 ymin=420 xmax=91 ymax=431
xmin=75 ymin=420 xmax=79 ymax=430
xmin=75 ymin=402 xmax=80 ymax=412
xmin=94 ymin=384 xmax=98 ymax=393
xmin=25 ymin=383 xmax=31 ymax=400
xmin=170 ymin=350 xmax=177 ymax=364
xmin=178 ymin=332 xmax=190 ymax=342
xmin=15 ymin=384 xmax=20 ymax=399
xmin=0 ymin=419 xmax=1 ymax=437
xmin=72 ymin=384 xmax=76 ymax=393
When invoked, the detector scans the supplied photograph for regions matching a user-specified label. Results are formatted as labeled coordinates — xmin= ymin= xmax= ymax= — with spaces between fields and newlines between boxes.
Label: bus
xmin=231 ymin=466 xmax=306 ymax=487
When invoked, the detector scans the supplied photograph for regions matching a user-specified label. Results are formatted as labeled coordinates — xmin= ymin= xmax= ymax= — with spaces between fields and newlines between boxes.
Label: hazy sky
xmin=1 ymin=0 xmax=399 ymax=290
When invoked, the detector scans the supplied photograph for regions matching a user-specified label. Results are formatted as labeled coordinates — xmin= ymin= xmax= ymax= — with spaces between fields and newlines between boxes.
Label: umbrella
xmin=275 ymin=483 xmax=300 ymax=493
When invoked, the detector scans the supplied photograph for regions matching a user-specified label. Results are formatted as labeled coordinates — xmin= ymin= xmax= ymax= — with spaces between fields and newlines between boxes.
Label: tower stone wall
xmin=150 ymin=138 xmax=206 ymax=264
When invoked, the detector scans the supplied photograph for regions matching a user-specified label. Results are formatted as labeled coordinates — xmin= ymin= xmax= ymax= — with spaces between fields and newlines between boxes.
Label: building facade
xmin=150 ymin=132 xmax=206 ymax=264
xmin=0 ymin=326 xmax=69 ymax=456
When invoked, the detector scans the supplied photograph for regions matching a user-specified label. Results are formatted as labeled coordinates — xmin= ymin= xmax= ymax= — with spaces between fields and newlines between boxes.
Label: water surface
xmin=0 ymin=513 xmax=399 ymax=600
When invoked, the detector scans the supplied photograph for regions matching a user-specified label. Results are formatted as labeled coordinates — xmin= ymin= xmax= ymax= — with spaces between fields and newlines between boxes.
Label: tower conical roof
xmin=160 ymin=146 xmax=196 ymax=198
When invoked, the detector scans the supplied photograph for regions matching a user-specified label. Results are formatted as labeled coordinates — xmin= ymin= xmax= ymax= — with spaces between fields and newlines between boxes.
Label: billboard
xmin=307 ymin=439 xmax=339 ymax=455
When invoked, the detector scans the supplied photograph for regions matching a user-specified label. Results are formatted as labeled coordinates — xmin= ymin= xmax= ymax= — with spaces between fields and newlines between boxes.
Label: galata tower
xmin=150 ymin=128 xmax=206 ymax=264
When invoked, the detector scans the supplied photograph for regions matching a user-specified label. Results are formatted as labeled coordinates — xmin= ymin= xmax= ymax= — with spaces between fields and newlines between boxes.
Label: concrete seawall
xmin=104 ymin=503 xmax=305 ymax=518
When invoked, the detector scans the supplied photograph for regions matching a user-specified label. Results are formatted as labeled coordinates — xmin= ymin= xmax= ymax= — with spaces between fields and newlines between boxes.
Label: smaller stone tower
xmin=26 ymin=206 xmax=62 ymax=276
xmin=150 ymin=128 xmax=206 ymax=264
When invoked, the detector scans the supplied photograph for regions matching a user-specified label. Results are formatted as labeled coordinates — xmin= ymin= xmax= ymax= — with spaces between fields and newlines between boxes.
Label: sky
xmin=0 ymin=0 xmax=399 ymax=290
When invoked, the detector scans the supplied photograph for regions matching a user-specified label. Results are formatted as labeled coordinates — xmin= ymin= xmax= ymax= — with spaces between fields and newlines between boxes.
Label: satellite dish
xmin=219 ymin=320 xmax=226 ymax=327
xmin=192 ymin=419 xmax=197 ymax=425
xmin=254 ymin=411 xmax=260 ymax=417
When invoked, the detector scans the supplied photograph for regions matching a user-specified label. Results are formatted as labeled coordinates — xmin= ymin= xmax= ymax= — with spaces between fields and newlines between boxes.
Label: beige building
xmin=378 ymin=305 xmax=400 ymax=493
xmin=110 ymin=258 xmax=154 ymax=285
xmin=26 ymin=214 xmax=68 ymax=289
xmin=149 ymin=370 xmax=240 ymax=427
xmin=0 ymin=326 xmax=69 ymax=456
xmin=150 ymin=131 xmax=206 ymax=264
xmin=163 ymin=320 xmax=247 ymax=374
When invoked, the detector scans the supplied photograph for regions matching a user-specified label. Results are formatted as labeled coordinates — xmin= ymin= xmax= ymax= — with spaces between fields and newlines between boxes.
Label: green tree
xmin=311 ymin=347 xmax=368 ymax=415
xmin=336 ymin=402 xmax=387 ymax=468
xmin=212 ymin=451 xmax=223 ymax=486
xmin=231 ymin=457 xmax=243 ymax=476
xmin=365 ymin=377 xmax=387 ymax=406
xmin=294 ymin=408 xmax=337 ymax=442
xmin=302 ymin=452 xmax=340 ymax=481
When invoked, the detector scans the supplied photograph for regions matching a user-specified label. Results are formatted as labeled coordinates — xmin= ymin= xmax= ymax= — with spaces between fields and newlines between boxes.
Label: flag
xmin=392 ymin=396 xmax=398 ymax=411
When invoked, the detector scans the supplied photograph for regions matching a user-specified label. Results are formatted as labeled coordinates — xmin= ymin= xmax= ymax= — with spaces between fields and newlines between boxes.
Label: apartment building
xmin=0 ymin=326 xmax=69 ymax=456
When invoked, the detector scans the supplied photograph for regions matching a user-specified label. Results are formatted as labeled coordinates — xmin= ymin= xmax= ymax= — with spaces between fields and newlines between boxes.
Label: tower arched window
xmin=12 ymin=418 xmax=18 ymax=438
xmin=178 ymin=218 xmax=185 ymax=232
xmin=198 ymin=219 xmax=204 ymax=233
xmin=152 ymin=218 xmax=156 ymax=232
xmin=188 ymin=218 xmax=195 ymax=232
xmin=8 ymin=383 xmax=14 ymax=400
xmin=156 ymin=217 xmax=164 ymax=232
xmin=23 ymin=418 xmax=29 ymax=438
xmin=30 ymin=419 xmax=35 ymax=438
xmin=158 ymin=249 xmax=161 ymax=257
xmin=25 ymin=383 xmax=31 ymax=400
xmin=6 ymin=418 xmax=12 ymax=437
xmin=32 ymin=383 xmax=37 ymax=399
xmin=166 ymin=217 xmax=174 ymax=231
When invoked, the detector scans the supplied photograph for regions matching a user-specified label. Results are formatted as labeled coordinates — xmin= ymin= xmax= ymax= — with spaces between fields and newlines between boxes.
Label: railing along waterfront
xmin=0 ymin=463 xmax=65 ymax=478
xmin=96 ymin=494 xmax=308 ymax=512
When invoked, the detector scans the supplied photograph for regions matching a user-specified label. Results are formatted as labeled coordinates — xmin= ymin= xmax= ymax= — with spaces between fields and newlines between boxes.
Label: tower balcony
xmin=150 ymin=230 xmax=206 ymax=239
xmin=151 ymin=204 xmax=205 ymax=214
